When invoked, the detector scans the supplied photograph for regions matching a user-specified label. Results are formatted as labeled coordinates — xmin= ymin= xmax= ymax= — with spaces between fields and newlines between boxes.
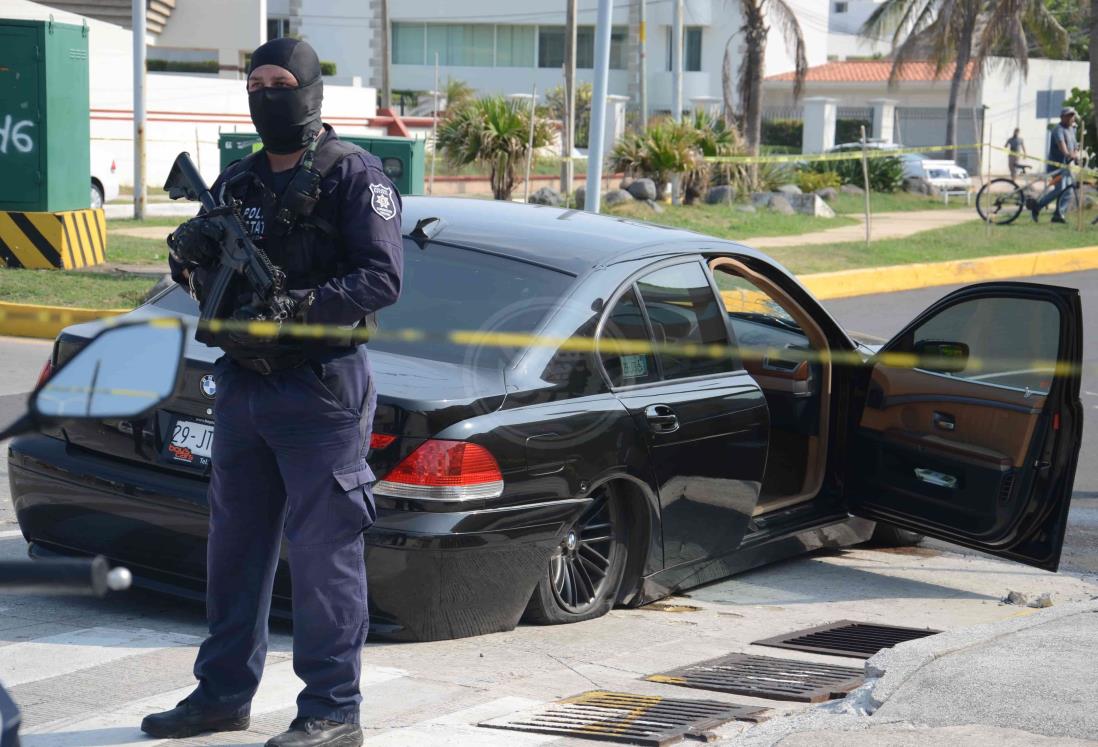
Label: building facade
xmin=246 ymin=0 xmax=837 ymax=116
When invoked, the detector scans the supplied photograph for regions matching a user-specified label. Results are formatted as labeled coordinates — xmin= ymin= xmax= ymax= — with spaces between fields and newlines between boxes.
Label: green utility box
xmin=0 ymin=19 xmax=90 ymax=212
xmin=219 ymin=133 xmax=426 ymax=195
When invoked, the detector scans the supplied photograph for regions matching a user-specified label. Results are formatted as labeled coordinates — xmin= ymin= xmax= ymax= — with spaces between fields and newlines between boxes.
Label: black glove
xmin=227 ymin=291 xmax=314 ymax=347
xmin=168 ymin=217 xmax=222 ymax=266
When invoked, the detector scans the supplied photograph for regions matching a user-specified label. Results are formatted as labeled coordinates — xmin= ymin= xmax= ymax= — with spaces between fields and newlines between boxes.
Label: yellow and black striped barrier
xmin=0 ymin=208 xmax=107 ymax=270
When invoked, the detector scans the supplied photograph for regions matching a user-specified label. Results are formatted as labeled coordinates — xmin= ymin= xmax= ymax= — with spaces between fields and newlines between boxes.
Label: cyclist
xmin=1005 ymin=128 xmax=1026 ymax=180
xmin=1030 ymin=107 xmax=1079 ymax=223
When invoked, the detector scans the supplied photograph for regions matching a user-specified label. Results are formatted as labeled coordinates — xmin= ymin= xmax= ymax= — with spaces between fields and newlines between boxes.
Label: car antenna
xmin=408 ymin=217 xmax=444 ymax=247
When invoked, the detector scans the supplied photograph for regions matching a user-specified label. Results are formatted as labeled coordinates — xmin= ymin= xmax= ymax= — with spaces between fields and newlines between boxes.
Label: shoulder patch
xmin=369 ymin=183 xmax=397 ymax=221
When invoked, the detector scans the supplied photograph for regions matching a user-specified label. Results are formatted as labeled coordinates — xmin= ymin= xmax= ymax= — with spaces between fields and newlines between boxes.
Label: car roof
xmin=400 ymin=196 xmax=733 ymax=275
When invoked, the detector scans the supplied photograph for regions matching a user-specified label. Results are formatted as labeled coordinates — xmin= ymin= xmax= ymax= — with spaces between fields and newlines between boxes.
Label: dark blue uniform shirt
xmin=170 ymin=126 xmax=403 ymax=331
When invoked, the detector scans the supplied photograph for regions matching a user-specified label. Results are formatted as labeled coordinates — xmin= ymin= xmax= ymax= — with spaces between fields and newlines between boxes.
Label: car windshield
xmin=371 ymin=240 xmax=575 ymax=368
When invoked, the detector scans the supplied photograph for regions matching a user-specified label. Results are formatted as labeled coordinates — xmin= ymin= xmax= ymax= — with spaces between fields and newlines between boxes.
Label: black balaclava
xmin=247 ymin=38 xmax=324 ymax=154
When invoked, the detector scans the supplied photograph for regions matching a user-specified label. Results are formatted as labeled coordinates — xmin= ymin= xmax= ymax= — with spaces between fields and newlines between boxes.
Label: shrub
xmin=804 ymin=153 xmax=904 ymax=193
xmin=835 ymin=118 xmax=872 ymax=144
xmin=320 ymin=61 xmax=337 ymax=76
xmin=795 ymin=170 xmax=841 ymax=193
xmin=146 ymin=59 xmax=218 ymax=74
xmin=436 ymin=97 xmax=553 ymax=200
xmin=761 ymin=118 xmax=803 ymax=148
xmin=546 ymin=82 xmax=593 ymax=148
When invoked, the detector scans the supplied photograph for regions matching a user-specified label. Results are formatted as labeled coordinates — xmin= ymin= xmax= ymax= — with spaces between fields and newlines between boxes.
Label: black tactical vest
xmin=207 ymin=130 xmax=365 ymax=358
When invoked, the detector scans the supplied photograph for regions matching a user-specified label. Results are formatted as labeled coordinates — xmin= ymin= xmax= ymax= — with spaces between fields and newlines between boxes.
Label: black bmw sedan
xmin=8 ymin=198 xmax=1083 ymax=641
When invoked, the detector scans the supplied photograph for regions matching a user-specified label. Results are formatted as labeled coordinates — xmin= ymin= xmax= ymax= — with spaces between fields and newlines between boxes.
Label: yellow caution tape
xmin=704 ymin=143 xmax=986 ymax=165
xmin=0 ymin=307 xmax=1080 ymax=379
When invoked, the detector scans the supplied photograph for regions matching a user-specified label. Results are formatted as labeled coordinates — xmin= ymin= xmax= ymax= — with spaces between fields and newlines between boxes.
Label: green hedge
xmin=146 ymin=59 xmax=218 ymax=74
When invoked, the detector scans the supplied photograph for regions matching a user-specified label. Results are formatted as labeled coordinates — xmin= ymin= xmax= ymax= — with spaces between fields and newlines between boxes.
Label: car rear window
xmin=372 ymin=240 xmax=575 ymax=368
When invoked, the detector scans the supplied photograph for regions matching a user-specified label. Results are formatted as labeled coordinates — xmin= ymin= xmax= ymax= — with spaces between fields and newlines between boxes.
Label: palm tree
xmin=728 ymin=0 xmax=807 ymax=157
xmin=864 ymin=0 xmax=1068 ymax=160
xmin=435 ymin=97 xmax=553 ymax=201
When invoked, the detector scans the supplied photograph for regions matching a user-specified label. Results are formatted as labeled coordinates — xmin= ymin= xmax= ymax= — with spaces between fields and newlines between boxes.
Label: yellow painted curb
xmin=0 ymin=301 xmax=126 ymax=340
xmin=800 ymin=246 xmax=1098 ymax=301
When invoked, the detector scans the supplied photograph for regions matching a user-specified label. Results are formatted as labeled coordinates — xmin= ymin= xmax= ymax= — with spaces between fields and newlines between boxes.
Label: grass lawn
xmin=107 ymin=234 xmax=172 ymax=266
xmin=769 ymin=212 xmax=1098 ymax=275
xmin=104 ymin=219 xmax=177 ymax=266
xmin=605 ymin=200 xmax=859 ymax=240
xmin=0 ymin=268 xmax=157 ymax=308
xmin=829 ymin=190 xmax=969 ymax=214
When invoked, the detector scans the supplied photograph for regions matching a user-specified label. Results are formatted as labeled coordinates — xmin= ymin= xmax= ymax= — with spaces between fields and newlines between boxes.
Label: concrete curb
xmin=863 ymin=599 xmax=1098 ymax=710
xmin=0 ymin=301 xmax=127 ymax=340
xmin=800 ymin=245 xmax=1098 ymax=301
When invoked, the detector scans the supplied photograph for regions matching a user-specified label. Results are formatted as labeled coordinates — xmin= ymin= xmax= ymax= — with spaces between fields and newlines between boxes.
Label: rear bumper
xmin=8 ymin=435 xmax=582 ymax=642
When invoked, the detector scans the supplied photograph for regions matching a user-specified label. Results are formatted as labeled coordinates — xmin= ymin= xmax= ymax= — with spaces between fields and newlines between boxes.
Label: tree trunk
xmin=944 ymin=12 xmax=976 ymax=162
xmin=743 ymin=28 xmax=766 ymax=157
xmin=721 ymin=40 xmax=736 ymax=127
xmin=1091 ymin=0 xmax=1098 ymax=132
xmin=743 ymin=25 xmax=766 ymax=189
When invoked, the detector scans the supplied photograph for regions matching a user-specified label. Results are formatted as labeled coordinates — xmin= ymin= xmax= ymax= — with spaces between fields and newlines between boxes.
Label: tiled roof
xmin=766 ymin=60 xmax=976 ymax=83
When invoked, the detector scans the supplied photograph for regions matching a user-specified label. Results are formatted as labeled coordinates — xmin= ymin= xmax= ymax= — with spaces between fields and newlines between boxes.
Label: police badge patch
xmin=369 ymin=184 xmax=396 ymax=221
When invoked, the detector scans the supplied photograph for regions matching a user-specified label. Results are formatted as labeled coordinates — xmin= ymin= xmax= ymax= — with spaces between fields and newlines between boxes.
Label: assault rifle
xmin=163 ymin=152 xmax=285 ymax=340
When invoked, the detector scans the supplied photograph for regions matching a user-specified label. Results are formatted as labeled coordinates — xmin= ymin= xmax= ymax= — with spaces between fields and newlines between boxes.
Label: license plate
xmin=165 ymin=418 xmax=214 ymax=466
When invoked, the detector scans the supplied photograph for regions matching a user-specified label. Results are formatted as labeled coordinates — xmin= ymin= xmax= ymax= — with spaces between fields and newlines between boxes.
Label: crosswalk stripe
xmin=0 ymin=627 xmax=201 ymax=688
xmin=363 ymin=696 xmax=555 ymax=746
xmin=0 ymin=529 xmax=25 ymax=539
xmin=22 ymin=657 xmax=408 ymax=746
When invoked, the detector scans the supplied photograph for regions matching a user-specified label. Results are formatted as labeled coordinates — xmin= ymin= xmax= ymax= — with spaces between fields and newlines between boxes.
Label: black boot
xmin=1051 ymin=212 xmax=1067 ymax=223
xmin=266 ymin=717 xmax=363 ymax=747
xmin=140 ymin=699 xmax=249 ymax=739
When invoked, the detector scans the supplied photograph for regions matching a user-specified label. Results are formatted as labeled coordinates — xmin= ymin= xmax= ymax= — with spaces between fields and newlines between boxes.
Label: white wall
xmin=380 ymin=0 xmax=830 ymax=116
xmin=981 ymin=58 xmax=1090 ymax=176
xmin=95 ymin=74 xmax=381 ymax=188
xmin=827 ymin=31 xmax=891 ymax=60
xmin=155 ymin=0 xmax=267 ymax=77
xmin=828 ymin=0 xmax=885 ymax=35
xmin=296 ymin=0 xmax=376 ymax=83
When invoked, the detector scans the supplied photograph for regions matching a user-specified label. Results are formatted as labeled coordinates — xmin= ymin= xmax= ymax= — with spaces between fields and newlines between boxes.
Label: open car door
xmin=846 ymin=282 xmax=1083 ymax=571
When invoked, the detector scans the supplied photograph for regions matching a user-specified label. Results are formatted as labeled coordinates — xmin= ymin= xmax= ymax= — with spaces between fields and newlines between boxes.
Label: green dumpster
xmin=0 ymin=19 xmax=90 ymax=212
xmin=219 ymin=133 xmax=425 ymax=195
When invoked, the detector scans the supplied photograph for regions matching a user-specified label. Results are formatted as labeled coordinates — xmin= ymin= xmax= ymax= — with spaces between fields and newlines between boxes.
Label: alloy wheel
xmin=549 ymin=488 xmax=618 ymax=614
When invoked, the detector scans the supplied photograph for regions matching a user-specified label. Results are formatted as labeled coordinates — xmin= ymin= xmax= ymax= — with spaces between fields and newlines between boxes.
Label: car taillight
xmin=370 ymin=432 xmax=396 ymax=450
xmin=36 ymin=358 xmax=54 ymax=388
xmin=110 ymin=159 xmax=116 ymax=174
xmin=374 ymin=439 xmax=504 ymax=501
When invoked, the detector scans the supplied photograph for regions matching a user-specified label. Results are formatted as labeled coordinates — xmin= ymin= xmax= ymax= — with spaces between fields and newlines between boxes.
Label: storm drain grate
xmin=754 ymin=620 xmax=941 ymax=659
xmin=646 ymin=653 xmax=864 ymax=703
xmin=479 ymin=690 xmax=764 ymax=746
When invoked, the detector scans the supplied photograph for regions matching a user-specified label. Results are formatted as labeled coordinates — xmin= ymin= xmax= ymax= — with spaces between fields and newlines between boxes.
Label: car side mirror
xmin=31 ymin=320 xmax=186 ymax=423
xmin=914 ymin=339 xmax=970 ymax=374
xmin=0 ymin=320 xmax=187 ymax=440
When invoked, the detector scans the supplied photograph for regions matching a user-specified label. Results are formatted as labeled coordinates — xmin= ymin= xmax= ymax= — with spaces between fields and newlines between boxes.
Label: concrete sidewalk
xmin=726 ymin=600 xmax=1098 ymax=745
xmin=743 ymin=209 xmax=978 ymax=249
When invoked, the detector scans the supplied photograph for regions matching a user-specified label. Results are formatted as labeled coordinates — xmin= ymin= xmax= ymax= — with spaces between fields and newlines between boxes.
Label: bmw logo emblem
xmin=200 ymin=375 xmax=217 ymax=399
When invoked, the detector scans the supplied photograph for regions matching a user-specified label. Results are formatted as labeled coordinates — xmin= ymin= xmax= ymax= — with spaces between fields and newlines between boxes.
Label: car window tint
xmin=600 ymin=288 xmax=658 ymax=387
xmin=371 ymin=240 xmax=574 ymax=368
xmin=910 ymin=296 xmax=1060 ymax=394
xmin=635 ymin=263 xmax=734 ymax=381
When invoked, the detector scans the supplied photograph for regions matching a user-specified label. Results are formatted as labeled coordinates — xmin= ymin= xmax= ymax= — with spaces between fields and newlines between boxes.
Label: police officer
xmin=141 ymin=38 xmax=402 ymax=747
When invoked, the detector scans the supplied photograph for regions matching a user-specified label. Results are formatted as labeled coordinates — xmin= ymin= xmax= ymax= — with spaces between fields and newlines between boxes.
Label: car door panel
xmin=600 ymin=260 xmax=770 ymax=570
xmin=847 ymin=282 xmax=1082 ymax=570
xmin=617 ymin=377 xmax=769 ymax=569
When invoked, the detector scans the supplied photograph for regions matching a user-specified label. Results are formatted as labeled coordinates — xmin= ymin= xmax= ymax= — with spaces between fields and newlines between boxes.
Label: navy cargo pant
xmin=188 ymin=346 xmax=377 ymax=724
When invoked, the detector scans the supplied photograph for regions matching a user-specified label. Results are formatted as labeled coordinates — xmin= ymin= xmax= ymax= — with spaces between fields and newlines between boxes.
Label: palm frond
xmin=768 ymin=0 xmax=807 ymax=100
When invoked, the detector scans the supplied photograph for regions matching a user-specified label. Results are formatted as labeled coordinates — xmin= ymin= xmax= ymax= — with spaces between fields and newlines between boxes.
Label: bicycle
xmin=975 ymin=162 xmax=1080 ymax=224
